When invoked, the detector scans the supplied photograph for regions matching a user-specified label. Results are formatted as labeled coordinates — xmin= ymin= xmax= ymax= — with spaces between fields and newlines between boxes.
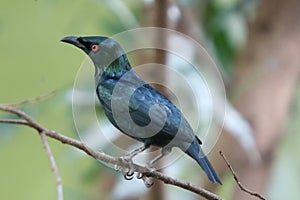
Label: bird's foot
xmin=146 ymin=162 xmax=157 ymax=173
xmin=142 ymin=176 xmax=154 ymax=188
xmin=134 ymin=162 xmax=156 ymax=187
xmin=118 ymin=154 xmax=135 ymax=168
xmin=117 ymin=156 xmax=136 ymax=181
xmin=136 ymin=172 xmax=144 ymax=179
xmin=122 ymin=168 xmax=135 ymax=180
xmin=115 ymin=155 xmax=155 ymax=187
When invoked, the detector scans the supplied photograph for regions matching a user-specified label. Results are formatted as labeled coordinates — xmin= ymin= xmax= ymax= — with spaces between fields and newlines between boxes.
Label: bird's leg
xmin=123 ymin=144 xmax=149 ymax=161
xmin=119 ymin=144 xmax=149 ymax=180
xmin=148 ymin=146 xmax=172 ymax=168
xmin=137 ymin=147 xmax=172 ymax=182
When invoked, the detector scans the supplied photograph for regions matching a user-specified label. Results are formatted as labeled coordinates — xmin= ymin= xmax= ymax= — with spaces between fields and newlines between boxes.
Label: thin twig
xmin=0 ymin=90 xmax=56 ymax=108
xmin=0 ymin=105 xmax=223 ymax=200
xmin=219 ymin=151 xmax=266 ymax=200
xmin=0 ymin=119 xmax=29 ymax=126
xmin=40 ymin=131 xmax=63 ymax=200
xmin=0 ymin=106 xmax=44 ymax=132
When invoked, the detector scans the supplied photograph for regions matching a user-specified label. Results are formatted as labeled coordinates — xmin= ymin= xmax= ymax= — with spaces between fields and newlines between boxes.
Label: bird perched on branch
xmin=61 ymin=36 xmax=221 ymax=184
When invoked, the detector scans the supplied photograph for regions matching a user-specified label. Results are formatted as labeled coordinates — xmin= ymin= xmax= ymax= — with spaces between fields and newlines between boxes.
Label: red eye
xmin=91 ymin=44 xmax=99 ymax=52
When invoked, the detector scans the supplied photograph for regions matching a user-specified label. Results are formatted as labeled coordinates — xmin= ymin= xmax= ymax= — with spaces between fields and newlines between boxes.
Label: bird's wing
xmin=105 ymin=72 xmax=198 ymax=146
xmin=128 ymin=83 xmax=197 ymax=145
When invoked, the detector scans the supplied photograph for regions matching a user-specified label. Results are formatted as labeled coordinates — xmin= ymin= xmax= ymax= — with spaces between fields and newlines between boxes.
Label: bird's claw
xmin=117 ymin=156 xmax=137 ymax=181
xmin=135 ymin=162 xmax=155 ymax=187
xmin=136 ymin=172 xmax=144 ymax=179
xmin=116 ymin=155 xmax=155 ymax=187
xmin=123 ymin=169 xmax=135 ymax=180
xmin=142 ymin=176 xmax=154 ymax=188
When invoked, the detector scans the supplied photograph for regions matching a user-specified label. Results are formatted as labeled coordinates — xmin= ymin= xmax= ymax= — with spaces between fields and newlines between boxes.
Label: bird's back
xmin=96 ymin=70 xmax=197 ymax=149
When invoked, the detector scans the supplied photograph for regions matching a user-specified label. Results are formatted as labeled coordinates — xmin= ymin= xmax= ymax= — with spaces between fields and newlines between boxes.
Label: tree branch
xmin=0 ymin=90 xmax=56 ymax=108
xmin=0 ymin=105 xmax=223 ymax=200
xmin=219 ymin=151 xmax=266 ymax=200
xmin=40 ymin=131 xmax=63 ymax=200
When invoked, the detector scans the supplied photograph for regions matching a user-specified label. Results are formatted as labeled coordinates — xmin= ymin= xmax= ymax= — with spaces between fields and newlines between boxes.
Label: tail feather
xmin=195 ymin=155 xmax=222 ymax=184
xmin=186 ymin=140 xmax=222 ymax=184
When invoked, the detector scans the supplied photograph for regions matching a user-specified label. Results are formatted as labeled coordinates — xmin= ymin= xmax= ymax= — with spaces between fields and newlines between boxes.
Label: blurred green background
xmin=1 ymin=0 xmax=300 ymax=200
xmin=0 ymin=0 xmax=139 ymax=199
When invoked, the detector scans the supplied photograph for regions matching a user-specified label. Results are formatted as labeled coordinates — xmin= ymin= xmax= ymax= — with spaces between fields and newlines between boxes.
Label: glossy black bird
xmin=61 ymin=36 xmax=222 ymax=184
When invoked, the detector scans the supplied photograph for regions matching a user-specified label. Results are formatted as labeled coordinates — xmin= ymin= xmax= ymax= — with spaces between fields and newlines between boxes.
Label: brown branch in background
xmin=0 ymin=104 xmax=223 ymax=200
xmin=40 ymin=131 xmax=63 ymax=200
xmin=154 ymin=0 xmax=168 ymax=65
xmin=0 ymin=104 xmax=63 ymax=200
xmin=219 ymin=151 xmax=266 ymax=200
xmin=148 ymin=1 xmax=169 ymax=200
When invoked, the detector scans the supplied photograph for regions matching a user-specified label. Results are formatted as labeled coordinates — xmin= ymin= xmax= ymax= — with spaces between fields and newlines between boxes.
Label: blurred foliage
xmin=202 ymin=0 xmax=256 ymax=75
xmin=203 ymin=1 xmax=236 ymax=73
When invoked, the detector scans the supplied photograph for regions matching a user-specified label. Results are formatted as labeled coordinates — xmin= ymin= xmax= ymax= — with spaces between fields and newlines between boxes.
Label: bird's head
xmin=61 ymin=36 xmax=126 ymax=70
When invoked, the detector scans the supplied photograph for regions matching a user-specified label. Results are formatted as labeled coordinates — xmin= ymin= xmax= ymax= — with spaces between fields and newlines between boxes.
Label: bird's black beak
xmin=60 ymin=36 xmax=86 ymax=50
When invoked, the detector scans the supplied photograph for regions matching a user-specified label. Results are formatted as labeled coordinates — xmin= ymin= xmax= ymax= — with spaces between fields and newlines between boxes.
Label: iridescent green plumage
xmin=61 ymin=36 xmax=222 ymax=184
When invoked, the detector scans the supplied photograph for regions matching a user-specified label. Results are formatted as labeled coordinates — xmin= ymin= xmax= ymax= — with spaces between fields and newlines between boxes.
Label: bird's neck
xmin=94 ymin=55 xmax=132 ymax=84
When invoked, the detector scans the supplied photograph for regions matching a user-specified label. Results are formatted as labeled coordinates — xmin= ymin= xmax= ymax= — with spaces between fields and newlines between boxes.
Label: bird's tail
xmin=186 ymin=139 xmax=222 ymax=184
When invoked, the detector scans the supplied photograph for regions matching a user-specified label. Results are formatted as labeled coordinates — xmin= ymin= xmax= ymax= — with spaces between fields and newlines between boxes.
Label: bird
xmin=61 ymin=36 xmax=222 ymax=184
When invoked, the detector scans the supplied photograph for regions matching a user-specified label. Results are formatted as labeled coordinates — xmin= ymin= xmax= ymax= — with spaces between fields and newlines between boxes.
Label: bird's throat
xmin=94 ymin=55 xmax=132 ymax=85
